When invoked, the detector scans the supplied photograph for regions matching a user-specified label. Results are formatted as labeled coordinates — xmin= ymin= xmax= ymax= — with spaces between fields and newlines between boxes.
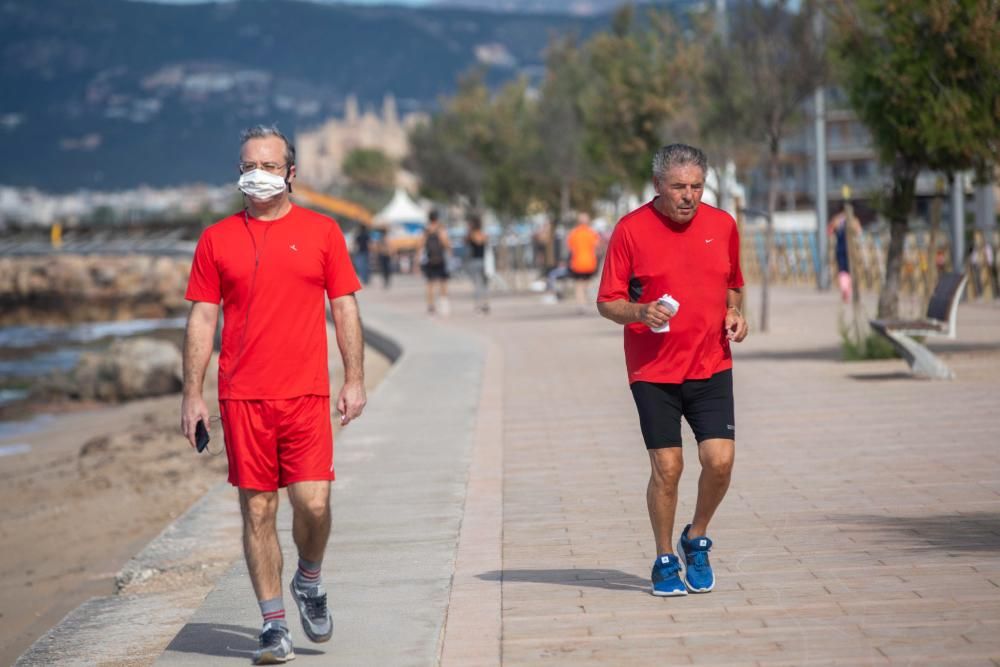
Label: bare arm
xmin=726 ymin=288 xmax=743 ymax=313
xmin=181 ymin=301 xmax=219 ymax=447
xmin=597 ymin=299 xmax=674 ymax=329
xmin=331 ymin=293 xmax=366 ymax=425
xmin=725 ymin=288 xmax=748 ymax=342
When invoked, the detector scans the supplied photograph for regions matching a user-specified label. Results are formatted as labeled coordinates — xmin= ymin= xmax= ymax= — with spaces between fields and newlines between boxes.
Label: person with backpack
xmin=419 ymin=209 xmax=451 ymax=315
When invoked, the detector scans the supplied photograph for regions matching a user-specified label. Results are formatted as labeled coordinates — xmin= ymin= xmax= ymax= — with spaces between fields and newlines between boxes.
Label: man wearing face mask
xmin=181 ymin=124 xmax=365 ymax=664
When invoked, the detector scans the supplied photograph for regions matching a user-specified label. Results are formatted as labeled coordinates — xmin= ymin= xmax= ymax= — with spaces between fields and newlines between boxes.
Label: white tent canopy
xmin=374 ymin=188 xmax=427 ymax=226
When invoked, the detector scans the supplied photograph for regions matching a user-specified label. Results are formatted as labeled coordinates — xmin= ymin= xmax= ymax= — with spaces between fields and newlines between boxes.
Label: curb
xmin=15 ymin=483 xmax=241 ymax=666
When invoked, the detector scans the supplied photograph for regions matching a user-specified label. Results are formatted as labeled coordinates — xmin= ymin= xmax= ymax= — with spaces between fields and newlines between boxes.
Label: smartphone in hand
xmin=195 ymin=420 xmax=210 ymax=453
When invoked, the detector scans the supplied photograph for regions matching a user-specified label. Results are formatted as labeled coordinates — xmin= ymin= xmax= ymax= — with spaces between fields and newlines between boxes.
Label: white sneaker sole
xmin=253 ymin=648 xmax=295 ymax=664
xmin=650 ymin=586 xmax=688 ymax=597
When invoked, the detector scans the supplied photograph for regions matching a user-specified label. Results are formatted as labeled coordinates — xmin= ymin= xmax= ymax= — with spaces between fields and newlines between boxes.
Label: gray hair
xmin=240 ymin=124 xmax=296 ymax=166
xmin=652 ymin=144 xmax=707 ymax=184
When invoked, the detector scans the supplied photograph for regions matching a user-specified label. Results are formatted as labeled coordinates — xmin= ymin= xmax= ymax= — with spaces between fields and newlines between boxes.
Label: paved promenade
xmin=20 ymin=277 xmax=1000 ymax=665
xmin=418 ymin=279 xmax=1000 ymax=666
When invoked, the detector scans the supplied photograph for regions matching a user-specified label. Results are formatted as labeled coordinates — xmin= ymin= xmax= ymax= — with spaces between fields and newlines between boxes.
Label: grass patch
xmin=838 ymin=310 xmax=900 ymax=361
xmin=840 ymin=329 xmax=900 ymax=360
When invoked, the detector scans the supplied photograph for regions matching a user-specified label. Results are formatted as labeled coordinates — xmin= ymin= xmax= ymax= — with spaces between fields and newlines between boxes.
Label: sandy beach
xmin=0 ymin=325 xmax=391 ymax=665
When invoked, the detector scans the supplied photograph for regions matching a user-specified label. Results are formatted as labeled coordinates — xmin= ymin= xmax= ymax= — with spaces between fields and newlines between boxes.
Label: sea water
xmin=0 ymin=316 xmax=186 ymax=409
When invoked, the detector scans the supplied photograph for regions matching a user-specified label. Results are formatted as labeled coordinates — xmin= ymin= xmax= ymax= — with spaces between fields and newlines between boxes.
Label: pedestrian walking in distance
xmin=597 ymin=143 xmax=748 ymax=598
xmin=419 ymin=209 xmax=452 ymax=315
xmin=566 ymin=211 xmax=602 ymax=314
xmin=181 ymin=124 xmax=366 ymax=664
xmin=465 ymin=213 xmax=490 ymax=314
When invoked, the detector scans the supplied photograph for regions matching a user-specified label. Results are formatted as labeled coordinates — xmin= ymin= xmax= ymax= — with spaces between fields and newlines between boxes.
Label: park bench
xmin=869 ymin=271 xmax=969 ymax=379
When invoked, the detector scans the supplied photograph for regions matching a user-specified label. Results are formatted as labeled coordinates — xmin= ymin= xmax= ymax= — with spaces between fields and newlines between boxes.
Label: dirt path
xmin=0 ymin=328 xmax=391 ymax=665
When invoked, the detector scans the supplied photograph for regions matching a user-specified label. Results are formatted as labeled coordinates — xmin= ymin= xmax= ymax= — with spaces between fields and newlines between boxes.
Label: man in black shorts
xmin=597 ymin=144 xmax=748 ymax=597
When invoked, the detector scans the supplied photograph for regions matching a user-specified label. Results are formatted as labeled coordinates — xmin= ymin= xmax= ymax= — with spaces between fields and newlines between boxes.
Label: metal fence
xmin=739 ymin=226 xmax=1000 ymax=303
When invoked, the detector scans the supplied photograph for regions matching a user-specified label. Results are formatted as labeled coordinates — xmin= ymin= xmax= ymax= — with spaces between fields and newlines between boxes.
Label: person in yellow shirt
xmin=566 ymin=212 xmax=602 ymax=313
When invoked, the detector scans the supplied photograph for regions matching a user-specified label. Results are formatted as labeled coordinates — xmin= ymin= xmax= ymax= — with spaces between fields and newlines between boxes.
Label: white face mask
xmin=238 ymin=169 xmax=288 ymax=201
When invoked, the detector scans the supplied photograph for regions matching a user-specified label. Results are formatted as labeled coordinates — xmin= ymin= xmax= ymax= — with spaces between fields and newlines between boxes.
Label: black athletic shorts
xmin=422 ymin=262 xmax=449 ymax=280
xmin=630 ymin=369 xmax=735 ymax=449
xmin=570 ymin=269 xmax=596 ymax=280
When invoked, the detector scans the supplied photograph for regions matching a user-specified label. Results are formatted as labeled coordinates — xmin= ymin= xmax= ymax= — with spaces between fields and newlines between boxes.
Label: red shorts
xmin=219 ymin=395 xmax=334 ymax=491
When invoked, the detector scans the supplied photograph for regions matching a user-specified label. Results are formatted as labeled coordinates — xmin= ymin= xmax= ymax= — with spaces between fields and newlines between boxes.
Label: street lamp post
xmin=813 ymin=10 xmax=829 ymax=291
xmin=814 ymin=89 xmax=828 ymax=291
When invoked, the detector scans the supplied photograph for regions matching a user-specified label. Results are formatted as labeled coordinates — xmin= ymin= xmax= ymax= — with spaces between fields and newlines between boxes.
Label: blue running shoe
xmin=650 ymin=553 xmax=688 ymax=597
xmin=677 ymin=524 xmax=715 ymax=593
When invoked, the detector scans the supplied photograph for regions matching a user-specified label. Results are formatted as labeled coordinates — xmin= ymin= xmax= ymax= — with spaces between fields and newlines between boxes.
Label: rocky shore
xmin=0 ymin=255 xmax=192 ymax=325
xmin=44 ymin=337 xmax=184 ymax=402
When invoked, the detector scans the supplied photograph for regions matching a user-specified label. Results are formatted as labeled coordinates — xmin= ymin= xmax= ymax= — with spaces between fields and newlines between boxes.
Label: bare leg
xmin=647 ymin=448 xmax=684 ymax=555
xmin=426 ymin=280 xmax=435 ymax=312
xmin=240 ymin=489 xmax=283 ymax=601
xmin=470 ymin=263 xmax=488 ymax=310
xmin=438 ymin=279 xmax=450 ymax=315
xmin=689 ymin=438 xmax=735 ymax=538
xmin=575 ymin=280 xmax=586 ymax=309
xmin=287 ymin=481 xmax=332 ymax=564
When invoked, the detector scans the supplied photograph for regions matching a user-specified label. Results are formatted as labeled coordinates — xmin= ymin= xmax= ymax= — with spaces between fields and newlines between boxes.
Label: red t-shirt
xmin=597 ymin=200 xmax=744 ymax=384
xmin=185 ymin=204 xmax=361 ymax=400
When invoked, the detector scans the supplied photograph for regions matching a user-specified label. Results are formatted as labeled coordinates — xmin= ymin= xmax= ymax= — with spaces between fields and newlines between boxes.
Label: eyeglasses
xmin=239 ymin=161 xmax=288 ymax=174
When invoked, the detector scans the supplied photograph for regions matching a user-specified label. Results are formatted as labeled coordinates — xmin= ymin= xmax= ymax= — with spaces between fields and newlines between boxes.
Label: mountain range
xmin=130 ymin=0 xmax=661 ymax=17
xmin=1 ymin=0 xmax=694 ymax=191
xmin=374 ymin=0 xmax=652 ymax=14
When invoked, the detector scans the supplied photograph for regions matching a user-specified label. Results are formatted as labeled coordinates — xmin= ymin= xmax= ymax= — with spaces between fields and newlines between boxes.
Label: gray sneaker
xmin=252 ymin=622 xmax=295 ymax=665
xmin=290 ymin=577 xmax=333 ymax=643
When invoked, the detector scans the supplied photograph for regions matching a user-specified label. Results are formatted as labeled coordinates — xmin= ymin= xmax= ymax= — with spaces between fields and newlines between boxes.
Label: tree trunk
xmin=927 ymin=189 xmax=943 ymax=292
xmin=844 ymin=200 xmax=868 ymax=340
xmin=877 ymin=159 xmax=918 ymax=319
xmin=559 ymin=180 xmax=571 ymax=222
xmin=718 ymin=161 xmax=731 ymax=215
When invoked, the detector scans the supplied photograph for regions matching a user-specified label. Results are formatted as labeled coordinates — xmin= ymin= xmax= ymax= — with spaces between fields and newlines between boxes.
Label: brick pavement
xmin=23 ymin=277 xmax=998 ymax=666
xmin=369 ymin=277 xmax=1000 ymax=666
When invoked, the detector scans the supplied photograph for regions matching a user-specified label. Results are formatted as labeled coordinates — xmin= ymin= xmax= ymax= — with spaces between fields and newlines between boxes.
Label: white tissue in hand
xmin=650 ymin=293 xmax=679 ymax=333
